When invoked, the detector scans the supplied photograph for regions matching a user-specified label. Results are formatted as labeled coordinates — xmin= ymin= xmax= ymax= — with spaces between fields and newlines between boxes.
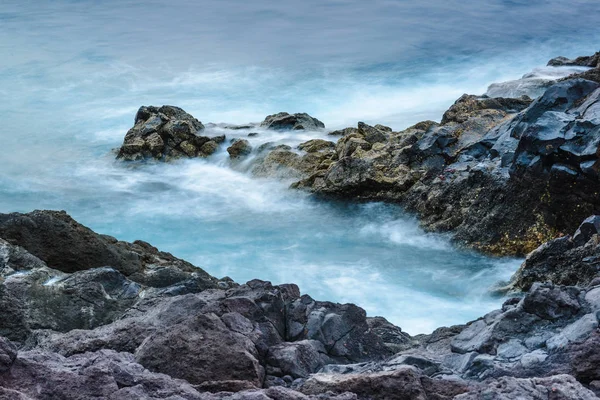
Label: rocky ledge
xmin=2 ymin=210 xmax=600 ymax=399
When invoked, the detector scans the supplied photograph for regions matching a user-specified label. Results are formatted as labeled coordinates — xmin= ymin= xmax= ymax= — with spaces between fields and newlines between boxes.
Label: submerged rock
xmin=260 ymin=112 xmax=325 ymax=131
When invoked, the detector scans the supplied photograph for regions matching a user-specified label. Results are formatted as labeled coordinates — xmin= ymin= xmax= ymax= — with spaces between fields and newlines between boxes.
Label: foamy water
xmin=1 ymin=0 xmax=599 ymax=333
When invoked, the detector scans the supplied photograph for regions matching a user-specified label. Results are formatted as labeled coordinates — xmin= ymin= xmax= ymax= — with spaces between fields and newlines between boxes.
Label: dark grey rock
xmin=260 ymin=113 xmax=325 ymax=131
xmin=116 ymin=105 xmax=213 ymax=161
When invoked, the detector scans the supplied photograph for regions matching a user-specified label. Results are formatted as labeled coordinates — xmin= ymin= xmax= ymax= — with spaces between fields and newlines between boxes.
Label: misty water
xmin=2 ymin=0 xmax=600 ymax=334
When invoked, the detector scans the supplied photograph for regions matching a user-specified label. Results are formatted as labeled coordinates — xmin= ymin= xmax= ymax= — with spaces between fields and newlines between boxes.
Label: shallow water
xmin=1 ymin=0 xmax=599 ymax=333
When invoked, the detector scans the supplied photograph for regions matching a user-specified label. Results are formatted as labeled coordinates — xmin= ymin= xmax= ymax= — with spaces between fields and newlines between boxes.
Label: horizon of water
xmin=1 ymin=0 xmax=599 ymax=334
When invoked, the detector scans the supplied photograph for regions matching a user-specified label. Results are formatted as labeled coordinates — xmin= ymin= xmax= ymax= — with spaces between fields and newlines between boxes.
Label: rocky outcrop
xmin=116 ymin=105 xmax=223 ymax=161
xmin=507 ymin=215 xmax=600 ymax=291
xmin=290 ymin=58 xmax=600 ymax=255
xmin=260 ymin=112 xmax=325 ymax=131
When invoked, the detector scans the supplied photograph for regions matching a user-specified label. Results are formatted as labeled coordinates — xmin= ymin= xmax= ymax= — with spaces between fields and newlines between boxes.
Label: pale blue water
xmin=1 ymin=0 xmax=599 ymax=333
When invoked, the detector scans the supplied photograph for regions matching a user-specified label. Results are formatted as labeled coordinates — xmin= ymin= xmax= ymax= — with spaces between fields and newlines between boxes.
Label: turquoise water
xmin=1 ymin=0 xmax=599 ymax=333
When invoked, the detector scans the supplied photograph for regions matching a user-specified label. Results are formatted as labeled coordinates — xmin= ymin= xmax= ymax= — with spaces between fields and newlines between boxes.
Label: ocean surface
xmin=1 ymin=0 xmax=599 ymax=334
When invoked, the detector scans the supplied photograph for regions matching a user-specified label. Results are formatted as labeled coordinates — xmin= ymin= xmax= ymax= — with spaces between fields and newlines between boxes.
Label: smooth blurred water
xmin=1 ymin=0 xmax=599 ymax=333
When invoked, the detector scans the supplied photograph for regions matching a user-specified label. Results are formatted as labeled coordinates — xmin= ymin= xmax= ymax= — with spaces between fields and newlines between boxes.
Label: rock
xmin=367 ymin=316 xmax=414 ymax=352
xmin=570 ymin=331 xmax=600 ymax=384
xmin=0 ymin=349 xmax=207 ymax=400
xmin=297 ymin=139 xmax=335 ymax=153
xmin=521 ymin=283 xmax=581 ymax=320
xmin=300 ymin=368 xmax=468 ymax=400
xmin=573 ymin=216 xmax=600 ymax=246
xmin=289 ymin=70 xmax=600 ymax=256
xmin=134 ymin=313 xmax=264 ymax=386
xmin=227 ymin=139 xmax=253 ymax=158
xmin=328 ymin=127 xmax=358 ymax=137
xmin=0 ymin=336 xmax=17 ymax=372
xmin=285 ymin=296 xmax=392 ymax=363
xmin=455 ymin=374 xmax=598 ymax=400
xmin=441 ymin=94 xmax=532 ymax=124
xmin=260 ymin=112 xmax=325 ymax=131
xmin=116 ymin=105 xmax=212 ymax=161
xmin=548 ymin=52 xmax=600 ymax=68
xmin=200 ymin=140 xmax=220 ymax=157
xmin=0 ymin=210 xmax=215 ymax=286
xmin=266 ymin=340 xmax=330 ymax=379
xmin=508 ymin=219 xmax=600 ymax=290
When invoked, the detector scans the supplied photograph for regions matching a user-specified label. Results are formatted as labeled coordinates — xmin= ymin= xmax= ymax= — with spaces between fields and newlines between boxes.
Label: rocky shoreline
xmin=1 ymin=52 xmax=600 ymax=399
xmin=2 ymin=210 xmax=600 ymax=399
xmin=115 ymin=52 xmax=600 ymax=258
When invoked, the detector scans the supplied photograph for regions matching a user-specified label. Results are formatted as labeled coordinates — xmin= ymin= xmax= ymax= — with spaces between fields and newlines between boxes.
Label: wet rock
xmin=227 ymin=139 xmax=253 ymax=158
xmin=260 ymin=112 xmax=325 ymax=131
xmin=116 ymin=105 xmax=213 ymax=161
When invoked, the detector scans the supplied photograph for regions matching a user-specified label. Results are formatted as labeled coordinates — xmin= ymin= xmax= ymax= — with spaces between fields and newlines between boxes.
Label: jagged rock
xmin=548 ymin=52 xmax=600 ymax=68
xmin=521 ymin=283 xmax=581 ymax=320
xmin=260 ymin=113 xmax=325 ymax=131
xmin=227 ymin=139 xmax=253 ymax=158
xmin=366 ymin=317 xmax=415 ymax=352
xmin=285 ymin=295 xmax=392 ymax=363
xmin=508 ymin=217 xmax=600 ymax=290
xmin=116 ymin=105 xmax=218 ymax=161
xmin=573 ymin=216 xmax=600 ymax=246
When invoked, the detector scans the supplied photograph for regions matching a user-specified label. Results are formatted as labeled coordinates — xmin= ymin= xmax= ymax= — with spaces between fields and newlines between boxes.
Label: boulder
xmin=134 ymin=313 xmax=264 ymax=386
xmin=260 ymin=112 xmax=325 ymax=131
xmin=227 ymin=139 xmax=253 ymax=158
xmin=116 ymin=105 xmax=217 ymax=161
